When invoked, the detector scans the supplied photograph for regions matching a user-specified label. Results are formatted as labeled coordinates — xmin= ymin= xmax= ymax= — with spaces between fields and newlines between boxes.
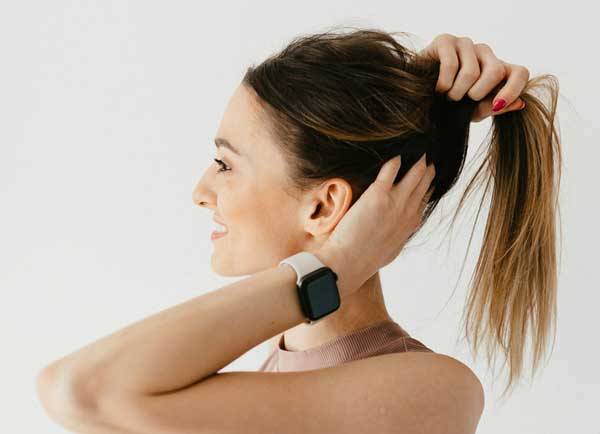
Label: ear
xmin=302 ymin=178 xmax=353 ymax=238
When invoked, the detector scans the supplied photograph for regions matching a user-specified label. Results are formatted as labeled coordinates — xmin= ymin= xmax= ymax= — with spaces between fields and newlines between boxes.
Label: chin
xmin=210 ymin=254 xmax=273 ymax=277
xmin=211 ymin=256 xmax=238 ymax=277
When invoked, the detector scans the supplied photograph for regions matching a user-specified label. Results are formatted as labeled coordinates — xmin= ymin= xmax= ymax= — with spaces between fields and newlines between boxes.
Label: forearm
xmin=43 ymin=246 xmax=354 ymax=401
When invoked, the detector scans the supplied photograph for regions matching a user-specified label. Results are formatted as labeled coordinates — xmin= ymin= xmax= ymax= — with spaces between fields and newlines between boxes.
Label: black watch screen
xmin=298 ymin=267 xmax=340 ymax=321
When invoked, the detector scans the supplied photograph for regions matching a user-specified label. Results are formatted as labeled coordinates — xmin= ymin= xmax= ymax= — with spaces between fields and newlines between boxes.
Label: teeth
xmin=214 ymin=223 xmax=228 ymax=233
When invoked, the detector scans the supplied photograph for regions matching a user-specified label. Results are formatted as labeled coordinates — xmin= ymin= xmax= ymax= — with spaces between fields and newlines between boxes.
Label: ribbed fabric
xmin=258 ymin=319 xmax=434 ymax=372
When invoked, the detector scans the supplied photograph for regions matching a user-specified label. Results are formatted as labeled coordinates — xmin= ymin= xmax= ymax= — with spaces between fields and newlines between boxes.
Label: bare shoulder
xmin=432 ymin=352 xmax=485 ymax=402
xmin=381 ymin=351 xmax=484 ymax=399
xmin=374 ymin=351 xmax=485 ymax=425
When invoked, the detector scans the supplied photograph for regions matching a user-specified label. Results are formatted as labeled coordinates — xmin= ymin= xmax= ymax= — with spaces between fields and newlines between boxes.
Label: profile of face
xmin=192 ymin=85 xmax=344 ymax=277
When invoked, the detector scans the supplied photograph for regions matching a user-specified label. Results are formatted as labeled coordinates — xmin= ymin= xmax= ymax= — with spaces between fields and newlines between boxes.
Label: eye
xmin=213 ymin=158 xmax=231 ymax=173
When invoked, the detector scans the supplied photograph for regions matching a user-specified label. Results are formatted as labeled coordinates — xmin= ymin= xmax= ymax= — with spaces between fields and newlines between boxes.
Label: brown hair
xmin=242 ymin=26 xmax=562 ymax=398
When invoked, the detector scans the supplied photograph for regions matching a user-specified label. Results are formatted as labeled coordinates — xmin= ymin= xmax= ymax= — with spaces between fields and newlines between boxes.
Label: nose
xmin=191 ymin=166 xmax=216 ymax=209
xmin=192 ymin=186 xmax=204 ymax=207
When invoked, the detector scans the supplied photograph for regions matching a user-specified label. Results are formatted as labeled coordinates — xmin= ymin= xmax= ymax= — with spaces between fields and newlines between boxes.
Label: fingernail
xmin=492 ymin=98 xmax=506 ymax=112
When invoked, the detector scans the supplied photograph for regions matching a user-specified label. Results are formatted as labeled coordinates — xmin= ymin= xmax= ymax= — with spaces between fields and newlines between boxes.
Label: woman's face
xmin=192 ymin=85 xmax=313 ymax=276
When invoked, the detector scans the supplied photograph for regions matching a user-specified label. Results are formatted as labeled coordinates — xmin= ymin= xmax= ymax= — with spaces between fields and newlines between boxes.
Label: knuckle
xmin=376 ymin=192 xmax=393 ymax=208
xmin=474 ymin=42 xmax=493 ymax=53
xmin=436 ymin=33 xmax=456 ymax=43
xmin=372 ymin=182 xmax=390 ymax=199
xmin=462 ymin=67 xmax=480 ymax=81
xmin=490 ymin=63 xmax=506 ymax=80
xmin=466 ymin=88 xmax=485 ymax=102
xmin=457 ymin=36 xmax=474 ymax=46
xmin=518 ymin=65 xmax=531 ymax=80
xmin=447 ymin=56 xmax=460 ymax=68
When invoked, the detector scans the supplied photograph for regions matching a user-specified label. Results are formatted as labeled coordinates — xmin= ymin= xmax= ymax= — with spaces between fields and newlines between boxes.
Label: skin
xmin=192 ymin=35 xmax=530 ymax=353
xmin=419 ymin=34 xmax=529 ymax=119
xmin=35 ymin=34 xmax=524 ymax=434
xmin=193 ymin=83 xmax=391 ymax=352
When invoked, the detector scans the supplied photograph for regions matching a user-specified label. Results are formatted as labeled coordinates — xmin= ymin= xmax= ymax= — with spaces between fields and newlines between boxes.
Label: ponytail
xmin=450 ymin=75 xmax=562 ymax=398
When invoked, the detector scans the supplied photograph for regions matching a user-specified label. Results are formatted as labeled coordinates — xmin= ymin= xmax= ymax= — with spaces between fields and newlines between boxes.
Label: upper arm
xmin=90 ymin=352 xmax=484 ymax=434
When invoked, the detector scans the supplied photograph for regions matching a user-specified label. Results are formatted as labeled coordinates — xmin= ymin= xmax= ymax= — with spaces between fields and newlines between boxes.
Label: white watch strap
xmin=279 ymin=251 xmax=326 ymax=285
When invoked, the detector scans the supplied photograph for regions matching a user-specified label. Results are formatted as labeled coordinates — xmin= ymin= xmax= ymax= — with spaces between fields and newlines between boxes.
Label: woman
xmin=37 ymin=28 xmax=560 ymax=434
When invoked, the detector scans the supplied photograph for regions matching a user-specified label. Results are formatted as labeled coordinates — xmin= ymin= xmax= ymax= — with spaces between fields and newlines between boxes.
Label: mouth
xmin=211 ymin=215 xmax=229 ymax=241
xmin=211 ymin=230 xmax=228 ymax=240
xmin=211 ymin=222 xmax=229 ymax=240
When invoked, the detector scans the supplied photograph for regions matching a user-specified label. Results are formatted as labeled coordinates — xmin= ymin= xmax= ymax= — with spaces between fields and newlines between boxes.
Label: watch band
xmin=279 ymin=251 xmax=327 ymax=285
xmin=279 ymin=251 xmax=340 ymax=324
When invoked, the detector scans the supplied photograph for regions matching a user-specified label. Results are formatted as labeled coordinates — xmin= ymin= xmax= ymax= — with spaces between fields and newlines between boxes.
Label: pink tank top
xmin=258 ymin=319 xmax=434 ymax=372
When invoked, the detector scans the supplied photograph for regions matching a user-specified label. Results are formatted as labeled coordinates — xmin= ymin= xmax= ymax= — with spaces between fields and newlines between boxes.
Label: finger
xmin=465 ymin=43 xmax=507 ymax=102
xmin=491 ymin=95 xmax=525 ymax=115
xmin=412 ymin=188 xmax=435 ymax=228
xmin=419 ymin=184 xmax=435 ymax=215
xmin=429 ymin=35 xmax=460 ymax=94
xmin=471 ymin=94 xmax=525 ymax=122
xmin=374 ymin=154 xmax=402 ymax=189
xmin=409 ymin=162 xmax=436 ymax=213
xmin=446 ymin=37 xmax=480 ymax=101
xmin=392 ymin=153 xmax=428 ymax=201
xmin=490 ymin=62 xmax=530 ymax=114
xmin=422 ymin=180 xmax=436 ymax=205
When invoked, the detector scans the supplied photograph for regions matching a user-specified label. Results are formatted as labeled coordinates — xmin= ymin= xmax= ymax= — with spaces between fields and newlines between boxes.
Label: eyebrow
xmin=214 ymin=138 xmax=242 ymax=156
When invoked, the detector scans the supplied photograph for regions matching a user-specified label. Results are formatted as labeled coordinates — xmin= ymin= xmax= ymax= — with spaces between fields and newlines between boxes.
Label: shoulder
xmin=376 ymin=351 xmax=485 ymax=430
xmin=381 ymin=351 xmax=484 ymax=401
xmin=339 ymin=351 xmax=486 ymax=434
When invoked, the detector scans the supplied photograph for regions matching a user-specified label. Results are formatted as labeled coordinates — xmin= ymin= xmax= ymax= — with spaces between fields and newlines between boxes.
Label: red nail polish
xmin=492 ymin=98 xmax=506 ymax=112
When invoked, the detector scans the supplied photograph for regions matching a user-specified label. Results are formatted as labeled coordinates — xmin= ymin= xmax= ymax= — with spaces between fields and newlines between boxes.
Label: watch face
xmin=301 ymin=268 xmax=340 ymax=320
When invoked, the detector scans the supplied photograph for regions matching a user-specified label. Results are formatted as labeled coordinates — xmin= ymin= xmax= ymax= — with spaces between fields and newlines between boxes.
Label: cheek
xmin=256 ymin=195 xmax=300 ymax=241
xmin=218 ymin=189 xmax=251 ymax=225
xmin=218 ymin=180 xmax=264 ymax=226
xmin=241 ymin=190 xmax=297 ymax=236
xmin=219 ymin=176 xmax=299 ymax=240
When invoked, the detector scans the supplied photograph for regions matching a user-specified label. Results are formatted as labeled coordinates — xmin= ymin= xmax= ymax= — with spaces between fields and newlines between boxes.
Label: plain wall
xmin=1 ymin=1 xmax=598 ymax=433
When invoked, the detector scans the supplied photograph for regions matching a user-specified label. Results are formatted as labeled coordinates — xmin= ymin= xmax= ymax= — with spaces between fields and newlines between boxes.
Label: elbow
xmin=36 ymin=362 xmax=98 ymax=420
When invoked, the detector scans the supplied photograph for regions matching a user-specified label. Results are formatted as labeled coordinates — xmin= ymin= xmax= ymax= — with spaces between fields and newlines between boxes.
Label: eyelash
xmin=213 ymin=158 xmax=231 ymax=173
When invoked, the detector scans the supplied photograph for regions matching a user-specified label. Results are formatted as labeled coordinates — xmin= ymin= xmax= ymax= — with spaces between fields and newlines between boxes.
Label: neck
xmin=282 ymin=271 xmax=393 ymax=351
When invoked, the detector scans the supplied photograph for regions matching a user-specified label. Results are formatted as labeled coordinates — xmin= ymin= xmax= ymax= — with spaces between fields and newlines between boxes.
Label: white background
xmin=2 ymin=1 xmax=598 ymax=433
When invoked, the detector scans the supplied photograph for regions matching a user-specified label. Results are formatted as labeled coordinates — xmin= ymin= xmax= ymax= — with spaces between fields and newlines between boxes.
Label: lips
xmin=213 ymin=215 xmax=228 ymax=229
xmin=211 ymin=230 xmax=228 ymax=240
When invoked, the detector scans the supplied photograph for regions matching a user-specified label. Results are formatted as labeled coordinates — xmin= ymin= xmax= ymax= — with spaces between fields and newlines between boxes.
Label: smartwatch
xmin=279 ymin=251 xmax=341 ymax=325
